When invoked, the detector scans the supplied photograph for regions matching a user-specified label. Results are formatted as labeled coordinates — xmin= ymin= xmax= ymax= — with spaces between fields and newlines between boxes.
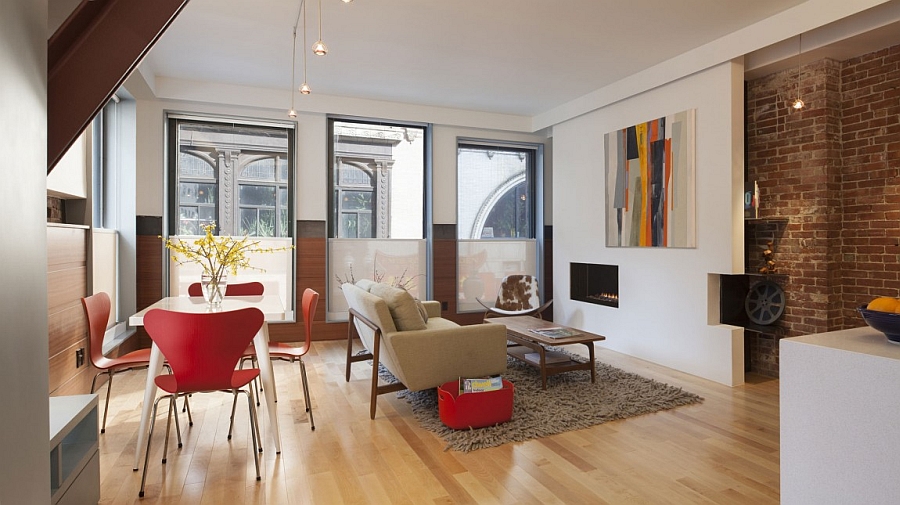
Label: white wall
xmin=552 ymin=61 xmax=745 ymax=386
xmin=0 ymin=0 xmax=51 ymax=502
xmin=47 ymin=130 xmax=88 ymax=199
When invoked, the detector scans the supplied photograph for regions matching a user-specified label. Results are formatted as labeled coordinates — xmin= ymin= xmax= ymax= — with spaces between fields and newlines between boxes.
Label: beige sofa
xmin=342 ymin=280 xmax=508 ymax=419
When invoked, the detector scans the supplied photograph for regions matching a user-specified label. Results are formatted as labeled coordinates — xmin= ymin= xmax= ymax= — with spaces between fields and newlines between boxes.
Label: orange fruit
xmin=867 ymin=296 xmax=900 ymax=312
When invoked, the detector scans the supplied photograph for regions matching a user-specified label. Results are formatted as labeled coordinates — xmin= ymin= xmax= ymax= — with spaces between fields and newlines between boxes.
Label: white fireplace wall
xmin=552 ymin=60 xmax=745 ymax=386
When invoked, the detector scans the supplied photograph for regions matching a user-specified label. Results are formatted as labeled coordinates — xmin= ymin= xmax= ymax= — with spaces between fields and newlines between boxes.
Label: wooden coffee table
xmin=489 ymin=315 xmax=606 ymax=389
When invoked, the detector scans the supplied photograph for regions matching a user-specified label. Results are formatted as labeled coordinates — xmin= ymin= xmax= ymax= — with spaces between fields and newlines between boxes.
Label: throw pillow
xmin=415 ymin=299 xmax=429 ymax=324
xmin=369 ymin=283 xmax=427 ymax=331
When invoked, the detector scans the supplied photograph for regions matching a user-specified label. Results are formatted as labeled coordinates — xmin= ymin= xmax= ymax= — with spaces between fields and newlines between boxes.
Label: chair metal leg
xmin=182 ymin=395 xmax=193 ymax=426
xmin=90 ymin=370 xmax=113 ymax=434
xmin=102 ymin=372 xmax=114 ymax=433
xmin=171 ymin=395 xmax=183 ymax=449
xmin=244 ymin=389 xmax=262 ymax=481
xmin=140 ymin=395 xmax=168 ymax=498
xmin=299 ymin=359 xmax=315 ymax=431
xmin=162 ymin=397 xmax=175 ymax=464
xmin=227 ymin=392 xmax=239 ymax=441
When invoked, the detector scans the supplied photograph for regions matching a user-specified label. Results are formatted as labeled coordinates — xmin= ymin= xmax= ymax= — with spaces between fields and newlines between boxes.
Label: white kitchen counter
xmin=781 ymin=326 xmax=900 ymax=505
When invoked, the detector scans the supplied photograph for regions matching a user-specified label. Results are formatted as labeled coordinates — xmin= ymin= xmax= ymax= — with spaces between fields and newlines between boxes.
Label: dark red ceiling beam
xmin=48 ymin=0 xmax=190 ymax=173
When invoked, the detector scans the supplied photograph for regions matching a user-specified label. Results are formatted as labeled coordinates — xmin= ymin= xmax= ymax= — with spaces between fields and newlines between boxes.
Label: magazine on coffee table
xmin=529 ymin=326 xmax=580 ymax=339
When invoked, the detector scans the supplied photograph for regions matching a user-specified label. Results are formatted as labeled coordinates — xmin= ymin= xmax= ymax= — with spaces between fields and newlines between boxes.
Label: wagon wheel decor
xmin=745 ymin=280 xmax=785 ymax=325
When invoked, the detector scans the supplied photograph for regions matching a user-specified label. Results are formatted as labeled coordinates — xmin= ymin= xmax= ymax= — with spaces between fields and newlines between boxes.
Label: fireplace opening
xmin=570 ymin=262 xmax=618 ymax=308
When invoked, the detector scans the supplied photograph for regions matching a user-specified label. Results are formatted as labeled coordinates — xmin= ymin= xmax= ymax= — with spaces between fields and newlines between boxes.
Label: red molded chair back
xmin=144 ymin=307 xmax=265 ymax=392
xmin=301 ymin=288 xmax=319 ymax=351
xmin=187 ymin=281 xmax=265 ymax=297
xmin=83 ymin=291 xmax=157 ymax=433
xmin=83 ymin=291 xmax=113 ymax=367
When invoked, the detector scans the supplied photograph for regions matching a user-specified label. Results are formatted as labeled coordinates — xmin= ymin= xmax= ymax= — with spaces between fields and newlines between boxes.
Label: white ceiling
xmin=138 ymin=0 xmax=813 ymax=117
xmin=48 ymin=0 xmax=900 ymax=120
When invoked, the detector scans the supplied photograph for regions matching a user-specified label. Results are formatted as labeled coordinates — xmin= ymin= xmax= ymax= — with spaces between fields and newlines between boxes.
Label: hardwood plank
xmin=94 ymin=340 xmax=781 ymax=504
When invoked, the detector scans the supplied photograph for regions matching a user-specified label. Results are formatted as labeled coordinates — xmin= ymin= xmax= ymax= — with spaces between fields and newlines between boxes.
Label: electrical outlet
xmin=441 ymin=301 xmax=448 ymax=311
xmin=75 ymin=348 xmax=85 ymax=368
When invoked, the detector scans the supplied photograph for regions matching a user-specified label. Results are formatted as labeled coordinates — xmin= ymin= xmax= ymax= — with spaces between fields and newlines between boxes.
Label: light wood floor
xmin=97 ymin=339 xmax=780 ymax=504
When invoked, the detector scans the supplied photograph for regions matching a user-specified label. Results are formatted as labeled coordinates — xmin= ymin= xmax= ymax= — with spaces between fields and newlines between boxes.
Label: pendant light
xmin=287 ymin=26 xmax=298 ymax=117
xmin=792 ymin=34 xmax=805 ymax=110
xmin=312 ymin=0 xmax=328 ymax=56
xmin=300 ymin=0 xmax=311 ymax=94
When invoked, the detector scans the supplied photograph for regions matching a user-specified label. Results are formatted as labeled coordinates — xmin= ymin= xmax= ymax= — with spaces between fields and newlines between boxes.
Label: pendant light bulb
xmin=288 ymin=109 xmax=298 ymax=118
xmin=792 ymin=98 xmax=805 ymax=110
xmin=299 ymin=82 xmax=311 ymax=95
xmin=341 ymin=0 xmax=353 ymax=3
xmin=313 ymin=40 xmax=328 ymax=56
xmin=314 ymin=0 xmax=327 ymax=56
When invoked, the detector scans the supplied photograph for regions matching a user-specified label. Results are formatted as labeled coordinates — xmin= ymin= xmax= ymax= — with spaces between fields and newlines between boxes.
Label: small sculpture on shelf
xmin=759 ymin=241 xmax=777 ymax=274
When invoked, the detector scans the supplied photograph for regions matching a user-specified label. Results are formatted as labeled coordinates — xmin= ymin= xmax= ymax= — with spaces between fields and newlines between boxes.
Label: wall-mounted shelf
xmin=50 ymin=394 xmax=99 ymax=505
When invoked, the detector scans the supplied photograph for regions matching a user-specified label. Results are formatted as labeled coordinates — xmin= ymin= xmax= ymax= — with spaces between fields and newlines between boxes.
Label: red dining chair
xmin=228 ymin=288 xmax=319 ymax=435
xmin=82 ymin=292 xmax=185 ymax=435
xmin=185 ymin=281 xmax=266 ymax=413
xmin=139 ymin=307 xmax=265 ymax=498
xmin=187 ymin=281 xmax=265 ymax=297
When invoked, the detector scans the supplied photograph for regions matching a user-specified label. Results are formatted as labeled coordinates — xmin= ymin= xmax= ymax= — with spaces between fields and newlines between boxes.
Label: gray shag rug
xmin=373 ymin=350 xmax=704 ymax=452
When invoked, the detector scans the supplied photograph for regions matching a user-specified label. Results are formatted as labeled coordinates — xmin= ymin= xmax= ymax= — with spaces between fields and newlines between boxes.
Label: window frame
xmin=166 ymin=114 xmax=295 ymax=238
xmin=164 ymin=112 xmax=297 ymax=316
xmin=455 ymin=138 xmax=546 ymax=313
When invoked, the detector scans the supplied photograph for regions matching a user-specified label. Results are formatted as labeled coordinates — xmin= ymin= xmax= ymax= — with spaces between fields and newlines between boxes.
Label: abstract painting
xmin=605 ymin=109 xmax=696 ymax=248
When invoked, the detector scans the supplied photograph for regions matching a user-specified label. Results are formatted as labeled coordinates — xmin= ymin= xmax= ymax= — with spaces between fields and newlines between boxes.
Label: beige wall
xmin=0 ymin=0 xmax=51 ymax=502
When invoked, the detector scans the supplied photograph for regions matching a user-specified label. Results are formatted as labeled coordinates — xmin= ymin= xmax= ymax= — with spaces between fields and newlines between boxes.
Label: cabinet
xmin=50 ymin=394 xmax=99 ymax=505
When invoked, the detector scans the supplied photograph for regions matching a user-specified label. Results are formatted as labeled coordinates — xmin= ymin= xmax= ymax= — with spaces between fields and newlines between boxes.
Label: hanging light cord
xmin=289 ymin=26 xmax=297 ymax=115
xmin=793 ymin=34 xmax=805 ymax=110
xmin=303 ymin=0 xmax=308 ymax=84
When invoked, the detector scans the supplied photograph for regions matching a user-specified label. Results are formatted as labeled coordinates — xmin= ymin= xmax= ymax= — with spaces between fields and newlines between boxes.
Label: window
xmin=326 ymin=118 xmax=429 ymax=320
xmin=166 ymin=114 xmax=295 ymax=314
xmin=456 ymin=141 xmax=543 ymax=312
xmin=168 ymin=118 xmax=292 ymax=238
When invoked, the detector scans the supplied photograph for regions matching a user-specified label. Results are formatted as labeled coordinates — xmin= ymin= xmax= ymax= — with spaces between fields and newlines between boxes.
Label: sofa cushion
xmin=369 ymin=282 xmax=427 ymax=331
xmin=355 ymin=278 xmax=377 ymax=292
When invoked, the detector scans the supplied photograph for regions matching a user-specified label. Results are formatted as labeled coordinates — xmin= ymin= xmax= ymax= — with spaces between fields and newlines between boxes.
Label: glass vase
xmin=201 ymin=272 xmax=228 ymax=306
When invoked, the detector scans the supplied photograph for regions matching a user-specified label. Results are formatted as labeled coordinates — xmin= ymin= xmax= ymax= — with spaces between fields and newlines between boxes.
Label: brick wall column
xmin=745 ymin=58 xmax=842 ymax=374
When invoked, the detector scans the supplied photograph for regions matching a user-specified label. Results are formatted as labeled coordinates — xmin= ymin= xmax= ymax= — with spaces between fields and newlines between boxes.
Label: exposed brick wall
xmin=744 ymin=43 xmax=900 ymax=376
xmin=839 ymin=44 xmax=900 ymax=326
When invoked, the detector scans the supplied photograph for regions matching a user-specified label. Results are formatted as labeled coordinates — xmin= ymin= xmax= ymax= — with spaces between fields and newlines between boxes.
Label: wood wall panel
xmin=47 ymin=225 xmax=89 ymax=395
xmin=49 ymin=338 xmax=89 ymax=393
xmin=135 ymin=235 xmax=163 ymax=348
xmin=49 ymin=303 xmax=87 ymax=358
xmin=48 ymin=226 xmax=88 ymax=267
xmin=48 ymin=268 xmax=87 ymax=313
xmin=50 ymin=367 xmax=98 ymax=398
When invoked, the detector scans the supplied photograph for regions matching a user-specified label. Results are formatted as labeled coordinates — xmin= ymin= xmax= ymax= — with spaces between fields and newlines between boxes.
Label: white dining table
xmin=128 ymin=295 xmax=285 ymax=471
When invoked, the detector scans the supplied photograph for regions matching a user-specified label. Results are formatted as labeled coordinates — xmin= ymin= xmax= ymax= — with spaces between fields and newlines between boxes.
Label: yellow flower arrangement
xmin=163 ymin=223 xmax=293 ymax=283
